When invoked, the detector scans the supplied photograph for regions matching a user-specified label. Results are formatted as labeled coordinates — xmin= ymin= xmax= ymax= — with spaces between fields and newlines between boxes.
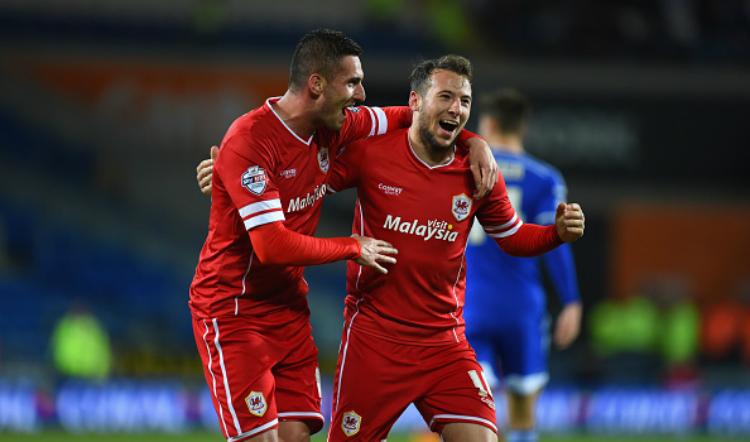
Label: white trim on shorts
xmin=227 ymin=418 xmax=279 ymax=442
xmin=278 ymin=411 xmax=325 ymax=422
xmin=429 ymin=413 xmax=498 ymax=434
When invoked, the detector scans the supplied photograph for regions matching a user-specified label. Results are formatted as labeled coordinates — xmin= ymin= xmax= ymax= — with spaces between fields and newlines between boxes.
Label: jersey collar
xmin=407 ymin=133 xmax=456 ymax=169
xmin=266 ymin=97 xmax=314 ymax=146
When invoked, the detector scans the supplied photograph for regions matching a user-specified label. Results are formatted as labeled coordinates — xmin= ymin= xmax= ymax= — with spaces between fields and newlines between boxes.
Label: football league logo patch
xmin=318 ymin=147 xmax=330 ymax=173
xmin=242 ymin=166 xmax=267 ymax=195
xmin=245 ymin=391 xmax=267 ymax=417
xmin=341 ymin=410 xmax=361 ymax=437
xmin=451 ymin=193 xmax=472 ymax=222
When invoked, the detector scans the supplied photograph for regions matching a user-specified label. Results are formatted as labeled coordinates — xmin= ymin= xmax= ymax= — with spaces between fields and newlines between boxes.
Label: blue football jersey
xmin=465 ymin=150 xmax=580 ymax=330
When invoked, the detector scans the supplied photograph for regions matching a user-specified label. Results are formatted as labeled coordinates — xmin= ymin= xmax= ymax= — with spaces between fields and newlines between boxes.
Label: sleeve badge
xmin=241 ymin=166 xmax=267 ymax=195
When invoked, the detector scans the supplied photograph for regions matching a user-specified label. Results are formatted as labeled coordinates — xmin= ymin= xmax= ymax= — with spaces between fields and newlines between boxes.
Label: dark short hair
xmin=409 ymin=55 xmax=473 ymax=97
xmin=288 ymin=28 xmax=363 ymax=91
xmin=479 ymin=88 xmax=531 ymax=134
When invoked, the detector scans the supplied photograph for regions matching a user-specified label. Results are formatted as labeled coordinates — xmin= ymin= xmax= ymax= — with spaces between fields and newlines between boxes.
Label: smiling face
xmin=410 ymin=69 xmax=472 ymax=151
xmin=317 ymin=55 xmax=366 ymax=130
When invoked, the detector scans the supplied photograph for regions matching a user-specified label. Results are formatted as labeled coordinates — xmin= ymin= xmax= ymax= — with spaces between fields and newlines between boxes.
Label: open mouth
xmin=342 ymin=101 xmax=358 ymax=115
xmin=438 ymin=120 xmax=459 ymax=133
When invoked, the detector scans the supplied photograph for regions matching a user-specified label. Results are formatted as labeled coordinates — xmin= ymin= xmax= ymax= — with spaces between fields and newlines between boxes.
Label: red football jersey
xmin=327 ymin=129 xmax=522 ymax=345
xmin=190 ymin=98 xmax=412 ymax=320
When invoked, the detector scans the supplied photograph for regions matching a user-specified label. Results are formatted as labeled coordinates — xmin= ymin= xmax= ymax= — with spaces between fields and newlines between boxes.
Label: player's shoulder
xmin=228 ymin=105 xmax=275 ymax=136
xmin=222 ymin=105 xmax=278 ymax=152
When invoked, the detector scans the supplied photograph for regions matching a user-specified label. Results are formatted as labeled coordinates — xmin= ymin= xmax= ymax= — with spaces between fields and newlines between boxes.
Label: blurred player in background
xmin=191 ymin=30 xmax=497 ymax=442
xmin=325 ymin=56 xmax=585 ymax=441
xmin=465 ymin=89 xmax=582 ymax=442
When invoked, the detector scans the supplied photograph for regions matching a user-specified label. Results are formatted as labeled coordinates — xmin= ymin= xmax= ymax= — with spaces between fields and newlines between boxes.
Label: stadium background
xmin=0 ymin=1 xmax=749 ymax=440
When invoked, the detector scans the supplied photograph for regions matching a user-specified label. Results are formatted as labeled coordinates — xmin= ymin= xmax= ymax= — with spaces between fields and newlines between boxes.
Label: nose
xmin=354 ymin=83 xmax=366 ymax=103
xmin=447 ymin=98 xmax=460 ymax=116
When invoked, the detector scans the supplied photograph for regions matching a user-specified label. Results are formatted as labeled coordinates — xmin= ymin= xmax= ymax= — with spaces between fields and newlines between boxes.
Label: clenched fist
xmin=555 ymin=203 xmax=585 ymax=243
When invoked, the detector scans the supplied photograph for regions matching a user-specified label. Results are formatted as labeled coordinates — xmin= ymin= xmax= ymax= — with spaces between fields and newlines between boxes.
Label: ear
xmin=408 ymin=91 xmax=420 ymax=112
xmin=308 ymin=73 xmax=326 ymax=97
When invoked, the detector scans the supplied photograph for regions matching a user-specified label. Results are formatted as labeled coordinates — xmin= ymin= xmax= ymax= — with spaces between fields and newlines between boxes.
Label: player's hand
xmin=555 ymin=202 xmax=585 ymax=242
xmin=196 ymin=145 xmax=219 ymax=196
xmin=554 ymin=302 xmax=582 ymax=349
xmin=467 ymin=137 xmax=498 ymax=199
xmin=352 ymin=235 xmax=398 ymax=274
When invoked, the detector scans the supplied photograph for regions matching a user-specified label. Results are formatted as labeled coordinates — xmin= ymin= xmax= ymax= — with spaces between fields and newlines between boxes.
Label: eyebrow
xmin=438 ymin=89 xmax=472 ymax=100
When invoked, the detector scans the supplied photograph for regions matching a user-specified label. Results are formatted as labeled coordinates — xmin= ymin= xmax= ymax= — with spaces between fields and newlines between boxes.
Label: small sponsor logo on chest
xmin=280 ymin=168 xmax=297 ymax=179
xmin=377 ymin=182 xmax=403 ymax=196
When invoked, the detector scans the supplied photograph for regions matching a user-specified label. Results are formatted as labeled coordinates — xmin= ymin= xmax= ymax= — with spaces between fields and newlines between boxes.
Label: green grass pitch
xmin=0 ymin=432 xmax=739 ymax=442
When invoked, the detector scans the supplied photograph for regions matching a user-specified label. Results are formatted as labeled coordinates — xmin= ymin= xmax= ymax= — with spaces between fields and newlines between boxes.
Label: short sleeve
xmin=215 ymin=134 xmax=285 ymax=231
xmin=474 ymin=172 xmax=524 ymax=239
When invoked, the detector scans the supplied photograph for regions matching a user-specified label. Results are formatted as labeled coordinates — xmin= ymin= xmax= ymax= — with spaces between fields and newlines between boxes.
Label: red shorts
xmin=328 ymin=326 xmax=497 ymax=441
xmin=192 ymin=314 xmax=323 ymax=441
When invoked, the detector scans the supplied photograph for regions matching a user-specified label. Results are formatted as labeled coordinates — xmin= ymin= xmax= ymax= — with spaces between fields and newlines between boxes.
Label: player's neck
xmin=485 ymin=133 xmax=524 ymax=154
xmin=273 ymin=91 xmax=317 ymax=140
xmin=408 ymin=126 xmax=454 ymax=166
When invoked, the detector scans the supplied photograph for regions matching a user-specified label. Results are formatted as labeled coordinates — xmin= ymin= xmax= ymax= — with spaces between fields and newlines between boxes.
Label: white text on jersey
xmin=383 ymin=215 xmax=459 ymax=242
xmin=287 ymin=185 xmax=326 ymax=213
xmin=378 ymin=182 xmax=403 ymax=196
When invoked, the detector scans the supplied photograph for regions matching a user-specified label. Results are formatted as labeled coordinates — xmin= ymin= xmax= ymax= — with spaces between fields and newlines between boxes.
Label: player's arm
xmin=534 ymin=174 xmax=582 ymax=348
xmin=336 ymin=106 xmax=411 ymax=146
xmin=476 ymin=174 xmax=585 ymax=257
xmin=218 ymin=136 xmax=397 ymax=272
xmin=545 ymin=244 xmax=582 ymax=349
xmin=456 ymin=131 xmax=498 ymax=199
xmin=249 ymin=222 xmax=396 ymax=273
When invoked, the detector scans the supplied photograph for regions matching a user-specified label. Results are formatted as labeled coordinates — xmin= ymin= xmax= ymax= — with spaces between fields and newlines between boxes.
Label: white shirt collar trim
xmin=266 ymin=97 xmax=314 ymax=146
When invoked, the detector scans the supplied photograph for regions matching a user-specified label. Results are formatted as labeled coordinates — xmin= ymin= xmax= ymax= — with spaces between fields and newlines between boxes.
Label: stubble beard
xmin=418 ymin=113 xmax=455 ymax=157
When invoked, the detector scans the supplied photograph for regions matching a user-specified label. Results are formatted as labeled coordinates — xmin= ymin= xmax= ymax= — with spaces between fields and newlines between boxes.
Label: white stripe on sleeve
xmin=373 ymin=107 xmax=388 ymax=135
xmin=488 ymin=220 xmax=523 ymax=238
xmin=365 ymin=106 xmax=377 ymax=137
xmin=243 ymin=210 xmax=285 ymax=230
xmin=483 ymin=214 xmax=519 ymax=232
xmin=238 ymin=199 xmax=282 ymax=218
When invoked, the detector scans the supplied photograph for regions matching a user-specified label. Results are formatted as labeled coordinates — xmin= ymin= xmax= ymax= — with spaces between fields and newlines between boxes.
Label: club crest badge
xmin=341 ymin=410 xmax=361 ymax=437
xmin=241 ymin=166 xmax=267 ymax=195
xmin=451 ymin=193 xmax=472 ymax=222
xmin=318 ymin=147 xmax=330 ymax=173
xmin=245 ymin=391 xmax=267 ymax=417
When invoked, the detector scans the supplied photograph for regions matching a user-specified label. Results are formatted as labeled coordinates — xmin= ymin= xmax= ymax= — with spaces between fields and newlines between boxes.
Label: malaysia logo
xmin=241 ymin=166 xmax=267 ymax=195
xmin=318 ymin=147 xmax=330 ymax=173
xmin=245 ymin=391 xmax=267 ymax=417
xmin=451 ymin=193 xmax=472 ymax=222
xmin=341 ymin=410 xmax=361 ymax=437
